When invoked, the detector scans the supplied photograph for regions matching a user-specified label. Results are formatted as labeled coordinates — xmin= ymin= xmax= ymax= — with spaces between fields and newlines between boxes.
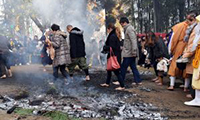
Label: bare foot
xmin=0 ymin=75 xmax=6 ymax=79
xmin=8 ymin=70 xmax=12 ymax=78
xmin=137 ymin=82 xmax=142 ymax=85
xmin=151 ymin=77 xmax=158 ymax=82
xmin=132 ymin=82 xmax=137 ymax=85
xmin=167 ymin=86 xmax=174 ymax=91
xmin=43 ymin=68 xmax=47 ymax=72
xmin=186 ymin=94 xmax=193 ymax=98
xmin=179 ymin=84 xmax=184 ymax=88
xmin=155 ymin=80 xmax=160 ymax=83
xmin=157 ymin=83 xmax=163 ymax=86
xmin=85 ymin=75 xmax=90 ymax=81
xmin=184 ymin=88 xmax=189 ymax=92
xmin=115 ymin=87 xmax=125 ymax=91
xmin=100 ymin=83 xmax=109 ymax=87
xmin=113 ymin=81 xmax=120 ymax=85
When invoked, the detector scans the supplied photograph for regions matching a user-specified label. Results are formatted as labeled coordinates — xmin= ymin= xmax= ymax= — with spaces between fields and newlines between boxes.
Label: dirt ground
xmin=0 ymin=65 xmax=200 ymax=120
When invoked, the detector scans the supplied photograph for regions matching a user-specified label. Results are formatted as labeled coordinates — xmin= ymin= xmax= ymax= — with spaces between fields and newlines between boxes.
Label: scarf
xmin=184 ymin=22 xmax=197 ymax=42
xmin=191 ymin=22 xmax=200 ymax=52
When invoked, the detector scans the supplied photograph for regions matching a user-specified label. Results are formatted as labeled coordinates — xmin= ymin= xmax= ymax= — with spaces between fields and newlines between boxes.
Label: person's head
xmin=120 ymin=17 xmax=129 ymax=27
xmin=146 ymin=31 xmax=158 ymax=47
xmin=107 ymin=23 xmax=115 ymax=34
xmin=51 ymin=24 xmax=60 ymax=32
xmin=34 ymin=35 xmax=38 ymax=40
xmin=66 ymin=25 xmax=73 ymax=33
xmin=186 ymin=10 xmax=197 ymax=25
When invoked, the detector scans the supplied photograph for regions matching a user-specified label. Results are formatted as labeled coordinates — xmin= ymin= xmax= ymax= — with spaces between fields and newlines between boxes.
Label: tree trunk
xmin=178 ymin=0 xmax=185 ymax=22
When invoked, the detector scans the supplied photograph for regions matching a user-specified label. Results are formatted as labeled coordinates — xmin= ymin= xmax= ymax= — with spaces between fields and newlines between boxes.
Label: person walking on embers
xmin=100 ymin=23 xmax=125 ymax=90
xmin=67 ymin=25 xmax=90 ymax=81
xmin=46 ymin=24 xmax=71 ymax=81
xmin=119 ymin=17 xmax=142 ymax=85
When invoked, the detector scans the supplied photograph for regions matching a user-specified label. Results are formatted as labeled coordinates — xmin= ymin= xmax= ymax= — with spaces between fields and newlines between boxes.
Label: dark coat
xmin=148 ymin=37 xmax=170 ymax=61
xmin=69 ymin=27 xmax=86 ymax=59
xmin=52 ymin=31 xmax=71 ymax=67
xmin=105 ymin=29 xmax=122 ymax=64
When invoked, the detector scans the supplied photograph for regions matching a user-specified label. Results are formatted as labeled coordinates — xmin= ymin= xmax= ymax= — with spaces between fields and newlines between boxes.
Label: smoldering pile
xmin=0 ymin=86 xmax=167 ymax=120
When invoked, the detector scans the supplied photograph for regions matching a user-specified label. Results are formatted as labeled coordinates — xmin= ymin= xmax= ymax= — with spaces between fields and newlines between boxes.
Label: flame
xmin=87 ymin=0 xmax=105 ymax=26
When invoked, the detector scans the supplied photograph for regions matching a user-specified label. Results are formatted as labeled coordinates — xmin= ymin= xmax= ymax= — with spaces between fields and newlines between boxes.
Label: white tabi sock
xmin=184 ymin=78 xmax=190 ymax=88
xmin=170 ymin=76 xmax=176 ymax=87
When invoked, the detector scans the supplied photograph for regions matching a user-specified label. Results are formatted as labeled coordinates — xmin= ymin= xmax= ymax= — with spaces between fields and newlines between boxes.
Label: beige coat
xmin=183 ymin=28 xmax=196 ymax=76
xmin=122 ymin=24 xmax=138 ymax=58
xmin=168 ymin=21 xmax=188 ymax=77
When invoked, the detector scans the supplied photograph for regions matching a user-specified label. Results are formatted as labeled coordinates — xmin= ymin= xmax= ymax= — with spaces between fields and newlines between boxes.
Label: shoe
xmin=113 ymin=81 xmax=120 ymax=85
xmin=184 ymin=99 xmax=200 ymax=106
xmin=100 ymin=83 xmax=109 ymax=87
xmin=0 ymin=75 xmax=6 ymax=79
xmin=115 ymin=87 xmax=125 ymax=91
xmin=176 ymin=57 xmax=189 ymax=63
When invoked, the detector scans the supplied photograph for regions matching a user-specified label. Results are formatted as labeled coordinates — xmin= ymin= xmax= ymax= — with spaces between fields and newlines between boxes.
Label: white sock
xmin=170 ymin=76 xmax=176 ymax=86
xmin=184 ymin=78 xmax=190 ymax=88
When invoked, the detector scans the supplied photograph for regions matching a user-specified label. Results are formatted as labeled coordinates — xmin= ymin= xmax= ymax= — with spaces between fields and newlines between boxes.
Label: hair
xmin=145 ymin=31 xmax=158 ymax=47
xmin=107 ymin=23 xmax=115 ymax=30
xmin=67 ymin=25 xmax=73 ymax=29
xmin=115 ymin=27 xmax=122 ymax=40
xmin=51 ymin=24 xmax=60 ymax=31
xmin=120 ymin=17 xmax=129 ymax=24
xmin=187 ymin=10 xmax=198 ymax=18
xmin=107 ymin=23 xmax=122 ymax=40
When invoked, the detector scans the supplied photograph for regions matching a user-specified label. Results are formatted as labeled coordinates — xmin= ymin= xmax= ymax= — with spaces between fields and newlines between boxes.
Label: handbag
xmin=107 ymin=47 xmax=120 ymax=71
xmin=49 ymin=43 xmax=55 ymax=60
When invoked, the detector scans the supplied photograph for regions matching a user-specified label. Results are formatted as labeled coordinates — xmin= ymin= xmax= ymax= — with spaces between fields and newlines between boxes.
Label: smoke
xmin=32 ymin=0 xmax=91 ymax=33
xmin=32 ymin=0 xmax=106 ymax=66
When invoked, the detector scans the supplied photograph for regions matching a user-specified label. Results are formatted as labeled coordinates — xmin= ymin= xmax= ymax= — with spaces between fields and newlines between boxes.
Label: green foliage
xmin=14 ymin=108 xmax=33 ymax=116
xmin=43 ymin=111 xmax=80 ymax=120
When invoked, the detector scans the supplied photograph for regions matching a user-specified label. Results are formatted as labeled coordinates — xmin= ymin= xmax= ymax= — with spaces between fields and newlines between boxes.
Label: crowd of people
xmin=1 ymin=12 xmax=200 ymax=106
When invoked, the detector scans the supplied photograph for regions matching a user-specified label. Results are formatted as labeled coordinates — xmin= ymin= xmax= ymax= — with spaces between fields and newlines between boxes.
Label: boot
xmin=184 ymin=90 xmax=200 ymax=106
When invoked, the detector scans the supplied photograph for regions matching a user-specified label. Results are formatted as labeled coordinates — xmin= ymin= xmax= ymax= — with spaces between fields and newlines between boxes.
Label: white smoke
xmin=32 ymin=0 xmax=91 ymax=31
xmin=32 ymin=0 xmax=106 ymax=66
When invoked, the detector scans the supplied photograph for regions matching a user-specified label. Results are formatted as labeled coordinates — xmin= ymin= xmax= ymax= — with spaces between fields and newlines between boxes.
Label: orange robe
xmin=168 ymin=21 xmax=188 ymax=77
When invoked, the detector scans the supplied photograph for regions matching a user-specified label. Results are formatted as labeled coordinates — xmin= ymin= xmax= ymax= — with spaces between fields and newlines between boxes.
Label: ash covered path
xmin=0 ymin=65 xmax=199 ymax=120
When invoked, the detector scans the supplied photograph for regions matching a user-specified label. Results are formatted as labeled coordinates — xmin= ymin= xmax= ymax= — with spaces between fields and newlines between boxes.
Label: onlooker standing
xmin=47 ymin=24 xmax=71 ymax=80
xmin=100 ymin=23 xmax=125 ymax=90
xmin=119 ymin=17 xmax=142 ymax=85
xmin=67 ymin=25 xmax=90 ymax=81
xmin=0 ymin=36 xmax=12 ymax=79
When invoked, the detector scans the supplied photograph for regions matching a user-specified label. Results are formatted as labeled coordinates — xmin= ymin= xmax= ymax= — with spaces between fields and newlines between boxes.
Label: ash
xmin=0 ymin=72 xmax=167 ymax=120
